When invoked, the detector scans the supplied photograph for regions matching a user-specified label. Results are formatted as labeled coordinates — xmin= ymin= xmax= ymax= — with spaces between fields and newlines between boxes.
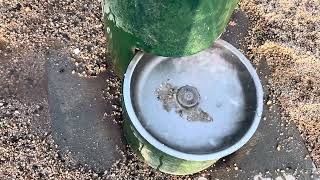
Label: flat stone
xmin=46 ymin=48 xmax=124 ymax=172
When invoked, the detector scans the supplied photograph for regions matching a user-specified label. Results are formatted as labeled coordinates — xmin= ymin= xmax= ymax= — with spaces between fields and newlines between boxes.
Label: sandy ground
xmin=0 ymin=0 xmax=319 ymax=179
xmin=239 ymin=0 xmax=320 ymax=167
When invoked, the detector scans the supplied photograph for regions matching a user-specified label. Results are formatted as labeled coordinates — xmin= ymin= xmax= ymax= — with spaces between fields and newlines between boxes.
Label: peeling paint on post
xmin=123 ymin=117 xmax=216 ymax=175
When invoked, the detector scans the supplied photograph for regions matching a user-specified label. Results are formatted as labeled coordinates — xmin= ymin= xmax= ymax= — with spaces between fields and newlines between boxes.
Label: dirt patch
xmin=239 ymin=0 xmax=320 ymax=167
xmin=0 ymin=0 xmax=108 ymax=76
xmin=0 ymin=98 xmax=95 ymax=179
xmin=258 ymin=43 xmax=320 ymax=167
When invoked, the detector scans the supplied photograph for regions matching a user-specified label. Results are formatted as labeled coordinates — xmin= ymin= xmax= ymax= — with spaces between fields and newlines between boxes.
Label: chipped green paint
xmin=103 ymin=0 xmax=238 ymax=76
xmin=123 ymin=113 xmax=216 ymax=175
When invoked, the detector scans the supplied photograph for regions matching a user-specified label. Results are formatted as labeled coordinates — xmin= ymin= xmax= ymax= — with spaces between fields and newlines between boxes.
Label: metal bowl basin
xmin=123 ymin=39 xmax=263 ymax=162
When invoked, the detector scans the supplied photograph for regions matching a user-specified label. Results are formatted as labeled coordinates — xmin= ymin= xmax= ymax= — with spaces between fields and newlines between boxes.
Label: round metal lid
xmin=123 ymin=39 xmax=263 ymax=161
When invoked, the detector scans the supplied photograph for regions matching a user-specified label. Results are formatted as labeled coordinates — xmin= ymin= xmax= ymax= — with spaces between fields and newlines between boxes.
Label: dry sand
xmin=239 ymin=0 xmax=320 ymax=167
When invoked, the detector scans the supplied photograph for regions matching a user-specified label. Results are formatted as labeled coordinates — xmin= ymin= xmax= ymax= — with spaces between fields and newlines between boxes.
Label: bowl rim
xmin=123 ymin=39 xmax=264 ymax=161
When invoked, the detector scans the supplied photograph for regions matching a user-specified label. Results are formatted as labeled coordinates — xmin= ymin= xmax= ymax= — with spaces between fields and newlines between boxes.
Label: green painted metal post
xmin=103 ymin=0 xmax=238 ymax=175
xmin=103 ymin=0 xmax=238 ymax=76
